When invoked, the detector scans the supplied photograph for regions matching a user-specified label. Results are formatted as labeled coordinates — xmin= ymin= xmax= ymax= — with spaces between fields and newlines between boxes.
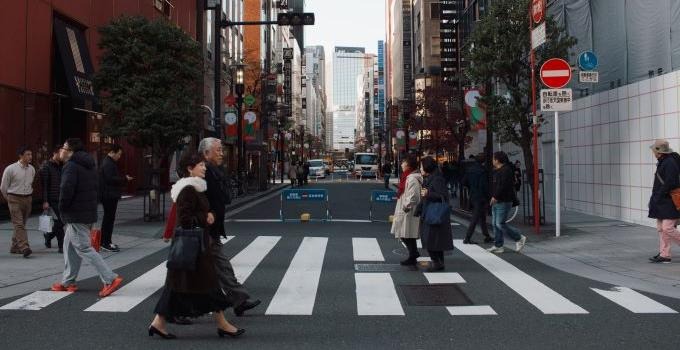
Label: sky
xmin=304 ymin=0 xmax=386 ymax=55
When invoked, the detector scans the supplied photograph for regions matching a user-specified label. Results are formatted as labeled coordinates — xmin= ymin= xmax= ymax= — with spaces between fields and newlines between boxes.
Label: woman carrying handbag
xmin=417 ymin=156 xmax=454 ymax=272
xmin=148 ymin=152 xmax=244 ymax=340
xmin=390 ymin=156 xmax=423 ymax=265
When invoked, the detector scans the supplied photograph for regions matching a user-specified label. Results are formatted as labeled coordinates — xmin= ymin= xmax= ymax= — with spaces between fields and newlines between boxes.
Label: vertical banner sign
xmin=395 ymin=129 xmax=406 ymax=151
xmin=408 ymin=131 xmax=418 ymax=150
xmin=283 ymin=48 xmax=293 ymax=119
xmin=244 ymin=111 xmax=258 ymax=143
xmin=464 ymin=89 xmax=486 ymax=130
xmin=224 ymin=107 xmax=238 ymax=144
xmin=402 ymin=0 xmax=413 ymax=99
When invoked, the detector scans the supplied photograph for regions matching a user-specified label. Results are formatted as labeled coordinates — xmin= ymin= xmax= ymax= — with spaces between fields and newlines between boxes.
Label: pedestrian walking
xmin=288 ymin=162 xmax=298 ymax=187
xmin=513 ymin=160 xmax=522 ymax=193
xmin=647 ymin=139 xmax=680 ymax=263
xmin=148 ymin=152 xmax=244 ymax=340
xmin=382 ymin=161 xmax=393 ymax=189
xmin=199 ymin=138 xmax=261 ymax=317
xmin=390 ymin=156 xmax=423 ymax=265
xmin=296 ymin=161 xmax=305 ymax=187
xmin=99 ymin=144 xmax=133 ymax=252
xmin=487 ymin=151 xmax=527 ymax=254
xmin=417 ymin=156 xmax=454 ymax=272
xmin=39 ymin=145 xmax=65 ymax=253
xmin=303 ymin=161 xmax=310 ymax=185
xmin=51 ymin=138 xmax=123 ymax=296
xmin=462 ymin=153 xmax=494 ymax=244
xmin=1 ymin=146 xmax=36 ymax=258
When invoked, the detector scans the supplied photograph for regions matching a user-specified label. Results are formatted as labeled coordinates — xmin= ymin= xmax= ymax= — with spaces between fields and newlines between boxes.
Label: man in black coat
xmin=462 ymin=154 xmax=494 ymax=244
xmin=52 ymin=138 xmax=123 ymax=297
xmin=648 ymin=139 xmax=680 ymax=263
xmin=382 ymin=161 xmax=393 ymax=189
xmin=99 ymin=144 xmax=133 ymax=252
xmin=199 ymin=137 xmax=260 ymax=316
xmin=487 ymin=151 xmax=526 ymax=254
xmin=40 ymin=145 xmax=64 ymax=252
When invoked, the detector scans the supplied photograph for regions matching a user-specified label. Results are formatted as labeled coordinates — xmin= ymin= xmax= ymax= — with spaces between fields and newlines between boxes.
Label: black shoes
xmin=234 ymin=299 xmax=261 ymax=316
xmin=426 ymin=263 xmax=445 ymax=272
xmin=217 ymin=327 xmax=245 ymax=338
xmin=101 ymin=244 xmax=120 ymax=252
xmin=168 ymin=316 xmax=193 ymax=325
xmin=650 ymin=254 xmax=672 ymax=264
xmin=484 ymin=237 xmax=495 ymax=244
xmin=400 ymin=252 xmax=420 ymax=266
xmin=22 ymin=248 xmax=32 ymax=258
xmin=148 ymin=325 xmax=177 ymax=339
xmin=463 ymin=239 xmax=476 ymax=245
xmin=44 ymin=233 xmax=52 ymax=248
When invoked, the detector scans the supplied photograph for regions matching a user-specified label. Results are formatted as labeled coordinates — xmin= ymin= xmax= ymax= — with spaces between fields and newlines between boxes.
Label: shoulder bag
xmin=423 ymin=192 xmax=451 ymax=225
xmin=166 ymin=219 xmax=204 ymax=271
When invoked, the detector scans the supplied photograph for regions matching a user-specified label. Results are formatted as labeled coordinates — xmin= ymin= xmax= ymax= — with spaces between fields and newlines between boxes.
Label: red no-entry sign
xmin=540 ymin=58 xmax=572 ymax=89
xmin=532 ymin=0 xmax=545 ymax=24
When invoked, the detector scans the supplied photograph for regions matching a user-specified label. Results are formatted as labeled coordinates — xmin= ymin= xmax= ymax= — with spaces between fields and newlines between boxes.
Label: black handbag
xmin=166 ymin=225 xmax=204 ymax=271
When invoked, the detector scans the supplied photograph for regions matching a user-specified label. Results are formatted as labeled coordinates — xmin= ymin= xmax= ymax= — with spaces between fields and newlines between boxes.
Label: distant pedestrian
xmin=99 ymin=144 xmax=133 ymax=252
xmin=303 ymin=161 xmax=310 ymax=185
xmin=382 ymin=161 xmax=393 ymax=189
xmin=296 ymin=161 xmax=305 ymax=187
xmin=1 ymin=146 xmax=35 ymax=258
xmin=391 ymin=156 xmax=422 ymax=265
xmin=288 ymin=162 xmax=298 ymax=187
xmin=418 ymin=156 xmax=454 ymax=272
xmin=487 ymin=151 xmax=527 ymax=254
xmin=199 ymin=138 xmax=261 ymax=317
xmin=513 ymin=160 xmax=522 ymax=193
xmin=51 ymin=138 xmax=123 ymax=296
xmin=148 ymin=151 xmax=244 ymax=340
xmin=40 ymin=145 xmax=65 ymax=253
xmin=462 ymin=153 xmax=494 ymax=244
xmin=647 ymin=140 xmax=680 ymax=263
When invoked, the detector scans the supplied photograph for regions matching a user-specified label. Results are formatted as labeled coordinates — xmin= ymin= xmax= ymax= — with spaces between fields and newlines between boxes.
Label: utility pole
xmin=214 ymin=4 xmax=222 ymax=140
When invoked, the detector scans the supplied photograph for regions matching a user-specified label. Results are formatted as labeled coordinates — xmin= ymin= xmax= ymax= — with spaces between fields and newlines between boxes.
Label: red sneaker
xmin=51 ymin=283 xmax=78 ymax=292
xmin=99 ymin=276 xmax=123 ymax=297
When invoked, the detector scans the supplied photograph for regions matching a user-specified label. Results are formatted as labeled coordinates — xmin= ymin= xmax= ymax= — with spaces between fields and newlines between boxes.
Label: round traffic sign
xmin=244 ymin=111 xmax=257 ymax=124
xmin=244 ymin=95 xmax=256 ymax=106
xmin=224 ymin=112 xmax=237 ymax=125
xmin=540 ymin=58 xmax=572 ymax=89
xmin=578 ymin=51 xmax=598 ymax=71
xmin=532 ymin=0 xmax=545 ymax=24
xmin=224 ymin=94 xmax=236 ymax=106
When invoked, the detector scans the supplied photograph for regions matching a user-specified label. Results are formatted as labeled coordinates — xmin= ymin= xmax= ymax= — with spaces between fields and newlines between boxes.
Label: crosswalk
xmin=1 ymin=235 xmax=678 ymax=317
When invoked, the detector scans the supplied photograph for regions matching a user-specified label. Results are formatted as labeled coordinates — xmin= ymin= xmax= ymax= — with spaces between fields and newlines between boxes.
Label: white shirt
xmin=1 ymin=161 xmax=35 ymax=198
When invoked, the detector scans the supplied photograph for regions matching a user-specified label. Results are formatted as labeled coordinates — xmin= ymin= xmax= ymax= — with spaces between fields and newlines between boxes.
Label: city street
xmin=1 ymin=182 xmax=680 ymax=350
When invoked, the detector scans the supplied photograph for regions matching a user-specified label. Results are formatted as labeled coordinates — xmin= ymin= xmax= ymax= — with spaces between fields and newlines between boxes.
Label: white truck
xmin=353 ymin=153 xmax=378 ymax=179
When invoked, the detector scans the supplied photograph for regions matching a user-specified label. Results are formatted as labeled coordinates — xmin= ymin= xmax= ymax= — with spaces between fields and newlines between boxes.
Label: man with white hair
xmin=199 ymin=137 xmax=261 ymax=316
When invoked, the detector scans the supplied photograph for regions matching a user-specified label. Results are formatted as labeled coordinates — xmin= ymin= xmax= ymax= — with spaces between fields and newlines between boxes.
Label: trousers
xmin=101 ymin=198 xmax=119 ymax=246
xmin=8 ymin=194 xmax=32 ymax=252
xmin=210 ymin=239 xmax=251 ymax=308
xmin=656 ymin=219 xmax=680 ymax=258
xmin=62 ymin=223 xmax=117 ymax=285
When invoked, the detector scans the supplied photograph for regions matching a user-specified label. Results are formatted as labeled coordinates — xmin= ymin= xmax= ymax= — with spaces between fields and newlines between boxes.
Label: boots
xmin=400 ymin=238 xmax=420 ymax=265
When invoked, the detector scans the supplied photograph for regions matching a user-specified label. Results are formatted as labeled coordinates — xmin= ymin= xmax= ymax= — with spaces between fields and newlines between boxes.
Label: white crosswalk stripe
xmin=355 ymin=273 xmax=404 ymax=316
xmin=591 ymin=287 xmax=677 ymax=314
xmin=352 ymin=237 xmax=385 ymax=261
xmin=85 ymin=262 xmax=167 ymax=312
xmin=231 ymin=236 xmax=281 ymax=282
xmin=0 ymin=291 xmax=72 ymax=311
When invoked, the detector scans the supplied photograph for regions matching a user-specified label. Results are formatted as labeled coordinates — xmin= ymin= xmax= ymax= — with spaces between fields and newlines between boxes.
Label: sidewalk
xmin=453 ymin=203 xmax=680 ymax=300
xmin=0 ymin=183 xmax=288 ymax=300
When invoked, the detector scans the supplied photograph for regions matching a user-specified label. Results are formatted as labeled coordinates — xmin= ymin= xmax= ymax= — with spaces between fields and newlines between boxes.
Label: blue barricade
xmin=280 ymin=189 xmax=331 ymax=222
xmin=369 ymin=190 xmax=397 ymax=222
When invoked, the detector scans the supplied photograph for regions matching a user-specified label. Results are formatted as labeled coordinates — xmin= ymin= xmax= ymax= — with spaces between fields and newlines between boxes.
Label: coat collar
xmin=171 ymin=177 xmax=207 ymax=202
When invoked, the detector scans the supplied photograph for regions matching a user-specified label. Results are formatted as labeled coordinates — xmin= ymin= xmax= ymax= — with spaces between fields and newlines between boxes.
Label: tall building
xmin=412 ymin=0 xmax=442 ymax=76
xmin=439 ymin=0 xmax=460 ymax=85
xmin=376 ymin=41 xmax=387 ymax=151
xmin=305 ymin=46 xmax=327 ymax=143
xmin=332 ymin=47 xmax=366 ymax=151
xmin=356 ymin=54 xmax=377 ymax=151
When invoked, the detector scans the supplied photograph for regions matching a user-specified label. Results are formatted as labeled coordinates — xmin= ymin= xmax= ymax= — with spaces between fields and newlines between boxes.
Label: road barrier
xmin=369 ymin=190 xmax=397 ymax=222
xmin=280 ymin=189 xmax=331 ymax=222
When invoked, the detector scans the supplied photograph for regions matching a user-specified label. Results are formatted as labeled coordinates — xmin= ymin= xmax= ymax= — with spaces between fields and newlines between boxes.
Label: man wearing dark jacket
xmin=648 ymin=139 xmax=680 ymax=263
xmin=99 ymin=144 xmax=132 ymax=252
xmin=199 ymin=137 xmax=260 ymax=316
xmin=40 ymin=145 xmax=64 ymax=252
xmin=382 ymin=161 xmax=392 ymax=189
xmin=487 ymin=151 xmax=526 ymax=254
xmin=462 ymin=154 xmax=494 ymax=244
xmin=51 ymin=138 xmax=123 ymax=297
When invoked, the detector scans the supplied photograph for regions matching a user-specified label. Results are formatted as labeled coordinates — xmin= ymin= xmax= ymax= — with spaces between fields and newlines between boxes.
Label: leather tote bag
xmin=166 ymin=226 xmax=204 ymax=271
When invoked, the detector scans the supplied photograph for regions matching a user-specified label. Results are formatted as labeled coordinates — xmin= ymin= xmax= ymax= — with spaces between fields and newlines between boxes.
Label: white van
xmin=353 ymin=153 xmax=378 ymax=179
xmin=308 ymin=159 xmax=326 ymax=178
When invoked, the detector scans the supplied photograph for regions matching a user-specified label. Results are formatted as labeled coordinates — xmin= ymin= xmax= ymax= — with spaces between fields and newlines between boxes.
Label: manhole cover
xmin=400 ymin=284 xmax=473 ymax=306
xmin=354 ymin=263 xmax=416 ymax=272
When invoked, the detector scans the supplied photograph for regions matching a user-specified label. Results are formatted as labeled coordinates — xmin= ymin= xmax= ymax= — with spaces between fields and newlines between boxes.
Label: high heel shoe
xmin=148 ymin=325 xmax=177 ymax=339
xmin=217 ymin=327 xmax=246 ymax=338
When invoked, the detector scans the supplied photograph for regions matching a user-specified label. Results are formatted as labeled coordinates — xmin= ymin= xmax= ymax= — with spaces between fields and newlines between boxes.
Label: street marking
xmin=266 ymin=237 xmax=328 ymax=315
xmin=232 ymin=236 xmax=281 ymax=283
xmin=355 ymin=273 xmax=405 ymax=316
xmin=424 ymin=273 xmax=466 ymax=284
xmin=226 ymin=219 xmax=281 ymax=223
xmin=591 ymin=287 xmax=677 ymax=314
xmin=0 ymin=291 xmax=72 ymax=311
xmin=333 ymin=219 xmax=372 ymax=223
xmin=352 ymin=238 xmax=385 ymax=261
xmin=85 ymin=262 xmax=166 ymax=312
xmin=455 ymin=239 xmax=588 ymax=314
xmin=446 ymin=305 xmax=497 ymax=316
xmin=542 ymin=70 xmax=570 ymax=77
xmin=220 ymin=235 xmax=235 ymax=244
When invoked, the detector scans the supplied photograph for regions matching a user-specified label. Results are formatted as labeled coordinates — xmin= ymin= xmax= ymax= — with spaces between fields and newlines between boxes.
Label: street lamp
xmin=234 ymin=64 xmax=246 ymax=182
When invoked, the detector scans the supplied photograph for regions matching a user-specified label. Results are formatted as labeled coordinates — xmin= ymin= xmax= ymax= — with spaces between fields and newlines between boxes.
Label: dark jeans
xmin=210 ymin=239 xmax=251 ymax=308
xmin=384 ymin=175 xmax=391 ymax=189
xmin=491 ymin=202 xmax=522 ymax=248
xmin=101 ymin=198 xmax=119 ymax=246
xmin=401 ymin=238 xmax=418 ymax=259
xmin=465 ymin=200 xmax=491 ymax=240
xmin=45 ymin=205 xmax=65 ymax=250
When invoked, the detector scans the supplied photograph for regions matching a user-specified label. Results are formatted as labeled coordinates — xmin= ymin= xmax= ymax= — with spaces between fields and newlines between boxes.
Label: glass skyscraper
xmin=332 ymin=47 xmax=366 ymax=150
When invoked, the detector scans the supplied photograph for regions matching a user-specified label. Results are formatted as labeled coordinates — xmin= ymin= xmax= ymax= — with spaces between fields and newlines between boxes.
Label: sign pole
xmin=554 ymin=110 xmax=560 ymax=238
xmin=529 ymin=1 xmax=541 ymax=234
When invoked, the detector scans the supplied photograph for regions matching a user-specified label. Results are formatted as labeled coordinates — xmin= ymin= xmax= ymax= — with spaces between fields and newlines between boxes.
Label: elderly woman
xmin=148 ymin=152 xmax=244 ymax=340
xmin=391 ymin=156 xmax=423 ymax=265
xmin=418 ymin=156 xmax=454 ymax=272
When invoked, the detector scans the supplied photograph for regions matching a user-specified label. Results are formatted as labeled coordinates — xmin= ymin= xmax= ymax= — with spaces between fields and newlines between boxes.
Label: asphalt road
xmin=1 ymin=182 xmax=680 ymax=350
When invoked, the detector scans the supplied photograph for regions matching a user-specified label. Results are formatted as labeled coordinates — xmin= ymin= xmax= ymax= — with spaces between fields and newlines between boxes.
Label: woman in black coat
xmin=418 ymin=156 xmax=454 ymax=272
xmin=148 ymin=152 xmax=244 ymax=339
xmin=648 ymin=140 xmax=680 ymax=263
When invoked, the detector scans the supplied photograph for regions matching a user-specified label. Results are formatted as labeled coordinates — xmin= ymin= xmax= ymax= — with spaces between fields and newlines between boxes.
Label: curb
xmin=225 ymin=183 xmax=290 ymax=213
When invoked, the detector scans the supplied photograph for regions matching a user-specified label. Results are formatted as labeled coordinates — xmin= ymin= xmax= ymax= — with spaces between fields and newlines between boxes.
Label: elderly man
xmin=648 ymin=139 xmax=680 ymax=263
xmin=1 ymin=146 xmax=36 ymax=258
xmin=199 ymin=137 xmax=261 ymax=316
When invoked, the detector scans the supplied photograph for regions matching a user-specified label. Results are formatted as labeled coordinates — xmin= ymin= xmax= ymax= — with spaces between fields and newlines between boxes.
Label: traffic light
xmin=277 ymin=12 xmax=315 ymax=26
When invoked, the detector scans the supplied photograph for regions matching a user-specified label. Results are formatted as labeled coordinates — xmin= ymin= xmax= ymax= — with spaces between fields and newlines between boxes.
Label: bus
xmin=353 ymin=153 xmax=378 ymax=179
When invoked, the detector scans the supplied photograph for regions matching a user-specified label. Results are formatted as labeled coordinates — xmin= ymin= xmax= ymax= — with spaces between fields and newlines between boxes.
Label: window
xmin=431 ymin=3 xmax=440 ymax=19
xmin=431 ymin=36 xmax=441 ymax=55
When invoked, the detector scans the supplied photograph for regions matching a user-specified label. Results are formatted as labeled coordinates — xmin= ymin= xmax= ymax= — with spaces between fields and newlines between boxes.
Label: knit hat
xmin=650 ymin=139 xmax=673 ymax=154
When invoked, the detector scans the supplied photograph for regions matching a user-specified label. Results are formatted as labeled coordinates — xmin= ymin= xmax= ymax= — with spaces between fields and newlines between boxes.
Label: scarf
xmin=397 ymin=169 xmax=413 ymax=198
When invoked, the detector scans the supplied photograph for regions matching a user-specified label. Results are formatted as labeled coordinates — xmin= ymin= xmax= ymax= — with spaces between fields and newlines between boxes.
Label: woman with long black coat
xmin=148 ymin=152 xmax=244 ymax=340
xmin=418 ymin=156 xmax=454 ymax=272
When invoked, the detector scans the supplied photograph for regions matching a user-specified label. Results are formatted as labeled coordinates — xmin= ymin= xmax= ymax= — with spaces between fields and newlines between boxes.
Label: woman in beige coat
xmin=390 ymin=156 xmax=423 ymax=265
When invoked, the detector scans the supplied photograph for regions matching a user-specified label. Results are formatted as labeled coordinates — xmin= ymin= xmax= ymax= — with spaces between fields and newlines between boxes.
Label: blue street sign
xmin=283 ymin=189 xmax=327 ymax=201
xmin=578 ymin=51 xmax=598 ymax=71
xmin=372 ymin=191 xmax=397 ymax=203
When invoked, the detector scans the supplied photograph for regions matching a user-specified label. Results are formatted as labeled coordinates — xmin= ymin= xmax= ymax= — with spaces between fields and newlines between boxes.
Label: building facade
xmin=332 ymin=46 xmax=366 ymax=151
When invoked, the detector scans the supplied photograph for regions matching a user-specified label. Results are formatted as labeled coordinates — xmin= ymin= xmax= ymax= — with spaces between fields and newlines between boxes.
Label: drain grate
xmin=354 ymin=263 xmax=417 ymax=272
xmin=400 ymin=284 xmax=473 ymax=306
